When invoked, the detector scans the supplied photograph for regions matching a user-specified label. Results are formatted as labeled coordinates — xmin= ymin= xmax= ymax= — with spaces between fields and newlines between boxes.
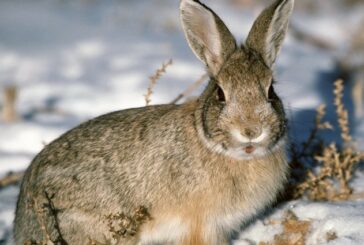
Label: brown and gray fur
xmin=14 ymin=0 xmax=294 ymax=244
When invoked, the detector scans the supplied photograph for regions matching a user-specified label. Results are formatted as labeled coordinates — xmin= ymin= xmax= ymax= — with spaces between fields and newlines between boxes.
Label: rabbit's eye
xmin=267 ymin=85 xmax=275 ymax=102
xmin=216 ymin=86 xmax=226 ymax=103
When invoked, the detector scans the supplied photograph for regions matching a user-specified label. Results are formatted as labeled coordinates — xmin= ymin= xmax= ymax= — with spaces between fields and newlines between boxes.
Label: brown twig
xmin=260 ymin=210 xmax=311 ymax=245
xmin=43 ymin=191 xmax=68 ymax=245
xmin=0 ymin=171 xmax=24 ymax=189
xmin=171 ymin=74 xmax=208 ymax=104
xmin=33 ymin=197 xmax=52 ymax=244
xmin=2 ymin=85 xmax=19 ymax=122
xmin=289 ymin=79 xmax=364 ymax=201
xmin=29 ymin=192 xmax=69 ymax=244
xmin=144 ymin=59 xmax=173 ymax=106
xmin=294 ymin=105 xmax=332 ymax=160
xmin=333 ymin=79 xmax=353 ymax=145
xmin=106 ymin=206 xmax=151 ymax=240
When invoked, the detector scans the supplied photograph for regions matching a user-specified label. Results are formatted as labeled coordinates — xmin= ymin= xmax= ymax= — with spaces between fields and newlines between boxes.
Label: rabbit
xmin=14 ymin=0 xmax=294 ymax=244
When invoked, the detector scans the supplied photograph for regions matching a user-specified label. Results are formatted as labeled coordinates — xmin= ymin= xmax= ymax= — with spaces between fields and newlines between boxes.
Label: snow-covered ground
xmin=0 ymin=0 xmax=363 ymax=244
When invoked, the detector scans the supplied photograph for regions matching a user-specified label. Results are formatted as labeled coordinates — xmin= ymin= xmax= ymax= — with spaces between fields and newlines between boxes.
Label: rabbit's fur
xmin=14 ymin=0 xmax=294 ymax=244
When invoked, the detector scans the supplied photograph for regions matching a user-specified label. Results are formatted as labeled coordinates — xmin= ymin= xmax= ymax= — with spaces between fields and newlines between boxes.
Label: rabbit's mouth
xmin=226 ymin=133 xmax=287 ymax=160
xmin=244 ymin=145 xmax=256 ymax=154
xmin=197 ymin=124 xmax=284 ymax=160
xmin=223 ymin=143 xmax=268 ymax=160
xmin=223 ymin=138 xmax=286 ymax=160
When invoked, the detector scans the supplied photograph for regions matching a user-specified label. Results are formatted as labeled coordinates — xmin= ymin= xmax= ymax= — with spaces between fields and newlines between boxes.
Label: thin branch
xmin=0 ymin=172 xmax=24 ymax=189
xmin=144 ymin=59 xmax=173 ymax=106
xmin=43 ymin=191 xmax=68 ymax=245
xmin=2 ymin=85 xmax=19 ymax=122
xmin=333 ymin=79 xmax=353 ymax=145
xmin=34 ymin=197 xmax=52 ymax=243
xmin=171 ymin=73 xmax=208 ymax=104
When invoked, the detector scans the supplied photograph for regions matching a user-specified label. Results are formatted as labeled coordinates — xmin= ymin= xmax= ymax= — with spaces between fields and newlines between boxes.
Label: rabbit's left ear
xmin=180 ymin=0 xmax=236 ymax=75
xmin=246 ymin=0 xmax=294 ymax=68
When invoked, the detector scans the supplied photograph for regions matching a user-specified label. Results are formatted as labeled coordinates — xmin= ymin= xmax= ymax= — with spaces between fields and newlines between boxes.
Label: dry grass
xmin=260 ymin=210 xmax=311 ymax=245
xmin=289 ymin=79 xmax=364 ymax=201
xmin=171 ymin=73 xmax=208 ymax=104
xmin=334 ymin=80 xmax=353 ymax=144
xmin=0 ymin=172 xmax=23 ymax=189
xmin=25 ymin=192 xmax=68 ymax=245
xmin=144 ymin=59 xmax=208 ymax=105
xmin=144 ymin=59 xmax=173 ymax=106
xmin=1 ymin=85 xmax=18 ymax=122
xmin=326 ymin=231 xmax=338 ymax=241
xmin=105 ymin=206 xmax=151 ymax=240
xmin=260 ymin=210 xmax=339 ymax=244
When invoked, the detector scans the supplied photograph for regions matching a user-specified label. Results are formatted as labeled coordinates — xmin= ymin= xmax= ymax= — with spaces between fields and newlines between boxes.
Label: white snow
xmin=236 ymin=200 xmax=364 ymax=244
xmin=0 ymin=0 xmax=363 ymax=244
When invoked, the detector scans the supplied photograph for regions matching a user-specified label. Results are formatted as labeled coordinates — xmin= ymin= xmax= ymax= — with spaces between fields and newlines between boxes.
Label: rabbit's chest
xmin=209 ymin=160 xmax=288 ymax=230
xmin=210 ymin=182 xmax=279 ymax=232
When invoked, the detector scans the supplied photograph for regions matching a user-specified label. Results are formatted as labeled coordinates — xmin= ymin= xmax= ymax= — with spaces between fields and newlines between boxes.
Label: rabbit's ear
xmin=180 ymin=0 xmax=236 ymax=75
xmin=245 ymin=0 xmax=294 ymax=67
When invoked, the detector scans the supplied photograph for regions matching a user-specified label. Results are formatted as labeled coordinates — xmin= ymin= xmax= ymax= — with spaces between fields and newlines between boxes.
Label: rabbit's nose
xmin=242 ymin=126 xmax=262 ymax=140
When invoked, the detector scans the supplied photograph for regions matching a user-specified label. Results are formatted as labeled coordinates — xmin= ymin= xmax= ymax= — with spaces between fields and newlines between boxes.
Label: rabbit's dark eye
xmin=216 ymin=86 xmax=226 ymax=103
xmin=267 ymin=85 xmax=275 ymax=102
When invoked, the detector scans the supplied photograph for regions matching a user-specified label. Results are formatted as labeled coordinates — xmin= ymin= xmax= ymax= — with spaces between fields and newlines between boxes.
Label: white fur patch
xmin=197 ymin=125 xmax=226 ymax=155
xmin=197 ymin=124 xmax=286 ymax=160
xmin=225 ymin=145 xmax=267 ymax=160
xmin=139 ymin=217 xmax=188 ymax=244
xmin=231 ymin=128 xmax=268 ymax=143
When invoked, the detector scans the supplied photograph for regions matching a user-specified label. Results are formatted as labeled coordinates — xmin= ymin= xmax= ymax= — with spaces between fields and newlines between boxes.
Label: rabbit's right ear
xmin=180 ymin=0 xmax=236 ymax=75
xmin=245 ymin=0 xmax=294 ymax=68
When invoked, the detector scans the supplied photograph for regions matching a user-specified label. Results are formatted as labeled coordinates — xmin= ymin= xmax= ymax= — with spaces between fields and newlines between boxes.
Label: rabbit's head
xmin=180 ymin=0 xmax=294 ymax=159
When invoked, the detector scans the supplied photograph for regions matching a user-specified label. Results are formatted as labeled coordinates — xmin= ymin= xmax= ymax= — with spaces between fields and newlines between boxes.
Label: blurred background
xmin=0 ymin=0 xmax=364 ymax=243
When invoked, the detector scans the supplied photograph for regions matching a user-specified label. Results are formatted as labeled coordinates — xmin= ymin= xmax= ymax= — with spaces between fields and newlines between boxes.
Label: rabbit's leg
xmin=180 ymin=225 xmax=227 ymax=245
xmin=181 ymin=235 xmax=227 ymax=245
xmin=59 ymin=210 xmax=143 ymax=244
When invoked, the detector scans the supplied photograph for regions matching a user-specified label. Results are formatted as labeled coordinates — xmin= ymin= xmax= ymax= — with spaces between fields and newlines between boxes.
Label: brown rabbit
xmin=14 ymin=0 xmax=294 ymax=244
